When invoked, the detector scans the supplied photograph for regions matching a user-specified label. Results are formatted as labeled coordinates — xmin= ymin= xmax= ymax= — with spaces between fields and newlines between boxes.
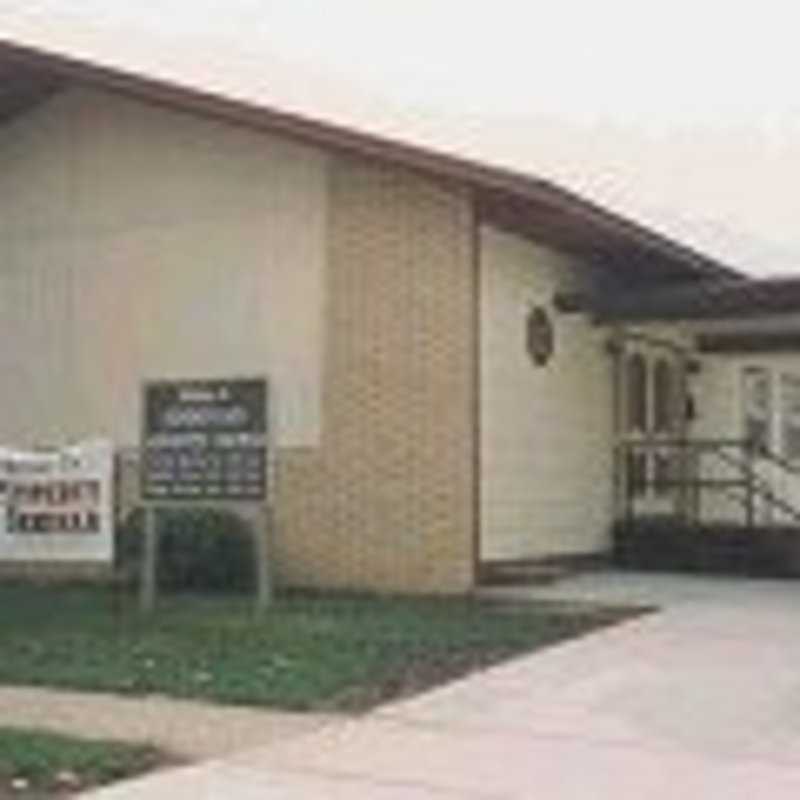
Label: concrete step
xmin=479 ymin=561 xmax=575 ymax=587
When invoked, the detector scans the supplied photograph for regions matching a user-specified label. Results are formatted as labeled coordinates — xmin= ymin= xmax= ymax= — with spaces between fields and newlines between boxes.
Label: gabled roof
xmin=0 ymin=36 xmax=742 ymax=285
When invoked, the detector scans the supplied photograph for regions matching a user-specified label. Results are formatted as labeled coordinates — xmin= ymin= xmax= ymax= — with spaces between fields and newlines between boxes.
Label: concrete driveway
xmin=87 ymin=573 xmax=800 ymax=798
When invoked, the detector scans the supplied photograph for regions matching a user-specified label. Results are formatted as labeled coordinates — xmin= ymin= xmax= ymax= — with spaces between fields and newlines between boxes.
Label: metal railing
xmin=618 ymin=437 xmax=800 ymax=529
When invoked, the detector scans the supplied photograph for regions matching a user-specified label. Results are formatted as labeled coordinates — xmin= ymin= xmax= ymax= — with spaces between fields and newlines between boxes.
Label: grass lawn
xmin=0 ymin=727 xmax=166 ymax=798
xmin=0 ymin=584 xmax=635 ymax=711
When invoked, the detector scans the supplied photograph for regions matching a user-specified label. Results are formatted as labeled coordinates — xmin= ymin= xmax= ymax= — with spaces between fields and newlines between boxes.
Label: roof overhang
xmin=0 ymin=55 xmax=63 ymax=123
xmin=558 ymin=276 xmax=800 ymax=324
xmin=698 ymin=332 xmax=800 ymax=353
xmin=0 ymin=37 xmax=741 ymax=285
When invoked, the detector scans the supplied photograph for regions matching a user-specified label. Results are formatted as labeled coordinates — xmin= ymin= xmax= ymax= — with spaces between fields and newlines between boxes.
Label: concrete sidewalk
xmin=85 ymin=574 xmax=800 ymax=798
xmin=0 ymin=686 xmax=334 ymax=761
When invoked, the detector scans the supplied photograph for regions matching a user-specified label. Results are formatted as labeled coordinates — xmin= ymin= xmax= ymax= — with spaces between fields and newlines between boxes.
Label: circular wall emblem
xmin=526 ymin=306 xmax=554 ymax=367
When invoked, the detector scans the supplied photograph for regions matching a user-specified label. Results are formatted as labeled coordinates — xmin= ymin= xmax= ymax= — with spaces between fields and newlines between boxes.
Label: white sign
xmin=0 ymin=440 xmax=114 ymax=564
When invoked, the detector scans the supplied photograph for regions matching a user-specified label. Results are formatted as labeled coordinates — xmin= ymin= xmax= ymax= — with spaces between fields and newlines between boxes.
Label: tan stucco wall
xmin=479 ymin=226 xmax=614 ymax=562
xmin=0 ymin=87 xmax=327 ymax=449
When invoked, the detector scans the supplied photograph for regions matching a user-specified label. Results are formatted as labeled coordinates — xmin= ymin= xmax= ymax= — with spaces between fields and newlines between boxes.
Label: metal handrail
xmin=710 ymin=446 xmax=800 ymax=525
xmin=619 ymin=437 xmax=750 ymax=450
xmin=754 ymin=444 xmax=800 ymax=479
xmin=619 ymin=437 xmax=800 ymax=528
xmin=622 ymin=436 xmax=800 ymax=476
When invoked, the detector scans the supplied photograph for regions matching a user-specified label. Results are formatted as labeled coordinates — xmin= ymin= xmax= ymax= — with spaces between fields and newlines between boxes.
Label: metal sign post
xmin=139 ymin=377 xmax=272 ymax=614
xmin=140 ymin=505 xmax=157 ymax=614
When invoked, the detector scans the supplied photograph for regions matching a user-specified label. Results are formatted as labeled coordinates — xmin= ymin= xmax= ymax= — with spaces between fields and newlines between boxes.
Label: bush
xmin=115 ymin=507 xmax=256 ymax=593
xmin=612 ymin=517 xmax=800 ymax=578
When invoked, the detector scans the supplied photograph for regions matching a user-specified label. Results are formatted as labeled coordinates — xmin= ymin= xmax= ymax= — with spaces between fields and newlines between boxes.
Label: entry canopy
xmin=558 ymin=275 xmax=800 ymax=324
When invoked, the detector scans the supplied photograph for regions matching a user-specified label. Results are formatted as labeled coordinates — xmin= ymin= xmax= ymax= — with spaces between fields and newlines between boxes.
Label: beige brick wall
xmin=274 ymin=158 xmax=477 ymax=594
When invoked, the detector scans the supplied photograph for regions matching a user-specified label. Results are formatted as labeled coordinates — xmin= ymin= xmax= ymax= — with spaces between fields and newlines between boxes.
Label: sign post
xmin=140 ymin=505 xmax=157 ymax=614
xmin=140 ymin=377 xmax=271 ymax=613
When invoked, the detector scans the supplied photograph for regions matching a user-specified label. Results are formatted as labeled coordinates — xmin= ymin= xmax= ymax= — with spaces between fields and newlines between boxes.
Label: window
xmin=781 ymin=374 xmax=800 ymax=461
xmin=653 ymin=358 xmax=674 ymax=433
xmin=742 ymin=367 xmax=771 ymax=453
xmin=627 ymin=353 xmax=647 ymax=433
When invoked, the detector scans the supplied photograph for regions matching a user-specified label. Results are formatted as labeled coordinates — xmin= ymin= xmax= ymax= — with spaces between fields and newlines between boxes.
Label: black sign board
xmin=141 ymin=378 xmax=268 ymax=501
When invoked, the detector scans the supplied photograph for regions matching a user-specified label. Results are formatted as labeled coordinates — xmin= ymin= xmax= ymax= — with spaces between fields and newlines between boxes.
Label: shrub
xmin=115 ymin=507 xmax=256 ymax=593
xmin=612 ymin=517 xmax=800 ymax=577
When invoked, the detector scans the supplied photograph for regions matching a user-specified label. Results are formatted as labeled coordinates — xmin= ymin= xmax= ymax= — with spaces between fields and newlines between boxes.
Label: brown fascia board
xmin=0 ymin=37 xmax=741 ymax=283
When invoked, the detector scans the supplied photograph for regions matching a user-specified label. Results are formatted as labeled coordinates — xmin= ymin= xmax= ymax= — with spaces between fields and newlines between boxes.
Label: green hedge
xmin=115 ymin=508 xmax=256 ymax=593
xmin=613 ymin=517 xmax=800 ymax=577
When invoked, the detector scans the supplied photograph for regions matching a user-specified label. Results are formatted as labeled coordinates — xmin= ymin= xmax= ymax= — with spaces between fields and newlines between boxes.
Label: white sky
xmin=1 ymin=0 xmax=799 ymax=276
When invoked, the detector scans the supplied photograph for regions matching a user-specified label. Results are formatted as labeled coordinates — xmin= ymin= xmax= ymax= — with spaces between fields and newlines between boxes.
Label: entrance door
xmin=618 ymin=340 xmax=687 ymax=517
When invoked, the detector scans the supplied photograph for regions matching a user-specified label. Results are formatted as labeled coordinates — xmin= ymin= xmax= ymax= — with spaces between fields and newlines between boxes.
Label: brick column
xmin=275 ymin=157 xmax=477 ymax=594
